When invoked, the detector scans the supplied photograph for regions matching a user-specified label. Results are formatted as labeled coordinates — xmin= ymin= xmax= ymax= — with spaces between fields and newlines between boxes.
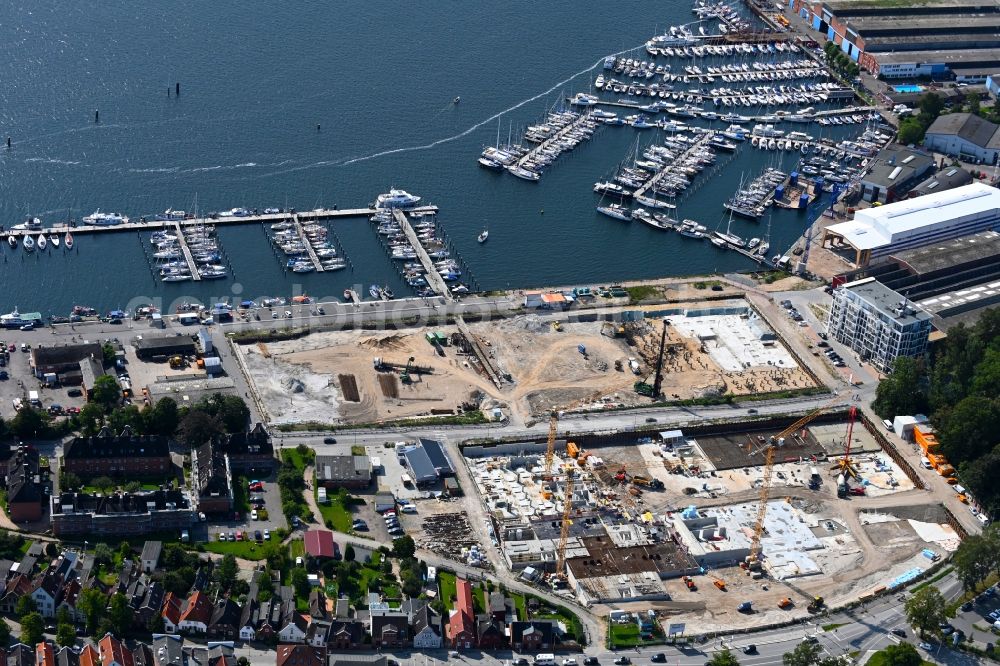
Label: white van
xmin=920 ymin=457 xmax=932 ymax=469
xmin=954 ymin=484 xmax=967 ymax=496
xmin=534 ymin=655 xmax=555 ymax=666
xmin=882 ymin=419 xmax=893 ymax=431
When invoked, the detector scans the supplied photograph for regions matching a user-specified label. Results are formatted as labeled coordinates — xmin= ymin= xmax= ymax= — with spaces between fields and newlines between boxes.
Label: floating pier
xmin=391 ymin=209 xmax=452 ymax=301
xmin=174 ymin=222 xmax=201 ymax=281
xmin=632 ymin=132 xmax=714 ymax=201
xmin=3 ymin=206 xmax=439 ymax=239
xmin=515 ymin=111 xmax=595 ymax=171
xmin=291 ymin=213 xmax=325 ymax=272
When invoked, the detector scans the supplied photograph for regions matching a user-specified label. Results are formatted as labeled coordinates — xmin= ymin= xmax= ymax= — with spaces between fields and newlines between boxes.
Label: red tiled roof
xmin=449 ymin=578 xmax=475 ymax=638
xmin=180 ymin=591 xmax=212 ymax=625
xmin=303 ymin=530 xmax=335 ymax=559
xmin=98 ymin=634 xmax=134 ymax=666
xmin=79 ymin=645 xmax=100 ymax=666
xmin=276 ymin=645 xmax=326 ymax=666
xmin=36 ymin=642 xmax=55 ymax=666
xmin=161 ymin=592 xmax=183 ymax=625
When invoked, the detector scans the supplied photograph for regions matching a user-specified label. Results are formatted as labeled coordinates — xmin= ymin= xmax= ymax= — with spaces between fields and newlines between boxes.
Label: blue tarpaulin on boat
xmin=240 ymin=300 xmax=254 ymax=308
xmin=109 ymin=310 xmax=126 ymax=318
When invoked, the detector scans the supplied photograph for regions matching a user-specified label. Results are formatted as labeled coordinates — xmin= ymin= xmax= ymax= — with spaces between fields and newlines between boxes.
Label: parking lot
xmin=950 ymin=586 xmax=1000 ymax=646
xmin=197 ymin=469 xmax=287 ymax=544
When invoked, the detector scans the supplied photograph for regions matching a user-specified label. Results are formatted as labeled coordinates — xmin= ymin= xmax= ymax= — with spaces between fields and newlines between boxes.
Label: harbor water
xmin=1 ymin=0 xmax=857 ymax=315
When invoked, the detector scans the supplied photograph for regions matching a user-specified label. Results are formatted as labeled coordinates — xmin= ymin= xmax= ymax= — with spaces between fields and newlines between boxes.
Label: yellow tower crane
xmin=543 ymin=412 xmax=558 ymax=479
xmin=555 ymin=465 xmax=577 ymax=576
xmin=746 ymin=394 xmax=850 ymax=570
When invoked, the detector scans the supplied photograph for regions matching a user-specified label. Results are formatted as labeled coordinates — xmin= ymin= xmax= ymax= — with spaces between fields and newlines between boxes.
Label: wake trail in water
xmin=258 ymin=42 xmax=644 ymax=177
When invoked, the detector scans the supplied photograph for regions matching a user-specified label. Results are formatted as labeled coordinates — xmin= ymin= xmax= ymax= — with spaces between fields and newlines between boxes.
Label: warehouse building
xmin=30 ymin=343 xmax=102 ymax=382
xmin=924 ymin=113 xmax=1000 ymax=164
xmin=134 ymin=335 xmax=197 ymax=361
xmin=788 ymin=0 xmax=1000 ymax=79
xmin=907 ymin=167 xmax=974 ymax=199
xmin=823 ymin=182 xmax=1000 ymax=266
xmin=315 ymin=455 xmax=372 ymax=490
xmin=859 ymin=145 xmax=935 ymax=203
xmin=826 ymin=277 xmax=933 ymax=373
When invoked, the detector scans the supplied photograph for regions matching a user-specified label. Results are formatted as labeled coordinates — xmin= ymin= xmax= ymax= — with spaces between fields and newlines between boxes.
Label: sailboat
xmin=758 ymin=212 xmax=772 ymax=257
xmin=713 ymin=209 xmax=745 ymax=248
xmin=64 ymin=232 xmax=74 ymax=250
xmin=36 ymin=234 xmax=46 ymax=251
xmin=23 ymin=235 xmax=35 ymax=252
xmin=50 ymin=233 xmax=60 ymax=249
xmin=7 ymin=236 xmax=16 ymax=249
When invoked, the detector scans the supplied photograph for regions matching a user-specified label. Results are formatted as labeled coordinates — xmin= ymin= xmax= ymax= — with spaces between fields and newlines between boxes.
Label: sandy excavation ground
xmin=240 ymin=329 xmax=502 ymax=425
xmin=468 ymin=312 xmax=818 ymax=419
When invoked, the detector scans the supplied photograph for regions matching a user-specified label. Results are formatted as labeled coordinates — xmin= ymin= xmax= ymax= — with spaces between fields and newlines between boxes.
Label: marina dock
xmin=3 ymin=206 xmax=440 ymax=238
xmin=174 ymin=223 xmax=202 ymax=281
xmin=515 ymin=111 xmax=594 ymax=170
xmin=292 ymin=213 xmax=325 ymax=272
xmin=632 ymin=131 xmax=714 ymax=201
xmin=391 ymin=209 xmax=453 ymax=301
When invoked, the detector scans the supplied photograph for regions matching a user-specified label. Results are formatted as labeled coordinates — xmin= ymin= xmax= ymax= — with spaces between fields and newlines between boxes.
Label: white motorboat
xmin=49 ymin=234 xmax=60 ymax=248
xmin=82 ymin=209 xmax=128 ymax=225
xmin=7 ymin=236 xmax=16 ymax=249
xmin=506 ymin=165 xmax=541 ymax=182
xmin=374 ymin=189 xmax=422 ymax=209
xmin=477 ymin=230 xmax=489 ymax=243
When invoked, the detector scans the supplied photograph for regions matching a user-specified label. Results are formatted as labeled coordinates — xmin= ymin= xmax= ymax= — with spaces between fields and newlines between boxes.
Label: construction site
xmin=236 ymin=328 xmax=502 ymax=425
xmin=462 ymin=405 xmax=962 ymax=633
xmin=236 ymin=299 xmax=820 ymax=425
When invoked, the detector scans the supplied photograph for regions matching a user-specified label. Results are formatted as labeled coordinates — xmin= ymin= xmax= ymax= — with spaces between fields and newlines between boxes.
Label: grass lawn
xmin=474 ymin=585 xmax=487 ymax=613
xmin=527 ymin=595 xmax=586 ymax=645
xmin=822 ymin=623 xmax=847 ymax=631
xmin=512 ymin=593 xmax=527 ymax=621
xmin=233 ymin=476 xmax=250 ymax=514
xmin=384 ymin=583 xmax=401 ymax=599
xmin=438 ymin=571 xmax=457 ymax=610
xmin=203 ymin=540 xmax=269 ymax=560
xmin=609 ymin=622 xmax=663 ymax=648
xmin=289 ymin=539 xmax=305 ymax=561
xmin=316 ymin=487 xmax=354 ymax=533
xmin=282 ymin=447 xmax=314 ymax=472
xmin=866 ymin=649 xmax=934 ymax=666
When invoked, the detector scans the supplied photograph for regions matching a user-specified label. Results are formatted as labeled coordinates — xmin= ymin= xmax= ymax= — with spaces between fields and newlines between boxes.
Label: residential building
xmin=62 ymin=427 xmax=171 ymax=478
xmin=314 ymin=456 xmax=371 ymax=490
xmin=823 ymin=183 xmax=1000 ymax=266
xmin=827 ymin=277 xmax=933 ymax=373
xmin=133 ymin=581 xmax=164 ymax=630
xmin=238 ymin=599 xmax=260 ymax=642
xmin=50 ymin=490 xmax=195 ymax=537
xmin=78 ymin=645 xmax=99 ymax=666
xmin=140 ymin=541 xmax=162 ymax=574
xmin=178 ymin=591 xmax=212 ymax=634
xmin=207 ymin=598 xmax=241 ymax=639
xmin=149 ymin=635 xmax=183 ymax=666
xmin=276 ymin=646 xmax=326 ymax=666
xmin=56 ymin=646 xmax=80 ymax=666
xmin=277 ymin=612 xmax=309 ymax=644
xmin=161 ymin=593 xmax=184 ymax=633
xmin=370 ymin=614 xmax=409 ymax=649
xmin=36 ymin=639 xmax=55 ymax=666
xmin=212 ymin=423 xmax=274 ymax=474
xmin=858 ymin=145 xmax=934 ymax=204
xmin=924 ymin=113 xmax=1000 ymax=164
xmin=6 ymin=446 xmax=45 ymax=523
xmin=476 ymin=616 xmax=506 ymax=650
xmin=327 ymin=620 xmax=365 ymax=650
xmin=98 ymin=634 xmax=134 ymax=666
xmin=328 ymin=656 xmax=386 ymax=666
xmin=447 ymin=578 xmax=476 ymax=649
xmin=410 ymin=604 xmax=443 ymax=649
xmin=189 ymin=443 xmax=234 ymax=515
xmin=510 ymin=621 xmax=558 ymax=652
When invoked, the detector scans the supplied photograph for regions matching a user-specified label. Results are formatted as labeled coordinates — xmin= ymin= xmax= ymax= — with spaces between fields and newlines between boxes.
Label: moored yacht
xmin=82 ymin=210 xmax=128 ymax=226
xmin=597 ymin=203 xmax=632 ymax=221
xmin=374 ymin=189 xmax=422 ymax=209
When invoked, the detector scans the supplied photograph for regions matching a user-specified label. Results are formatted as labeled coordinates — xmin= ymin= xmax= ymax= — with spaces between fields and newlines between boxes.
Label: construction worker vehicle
xmin=682 ymin=576 xmax=697 ymax=591
xmin=737 ymin=601 xmax=753 ymax=613
xmin=778 ymin=598 xmax=793 ymax=609
xmin=632 ymin=475 xmax=665 ymax=491
xmin=807 ymin=596 xmax=825 ymax=613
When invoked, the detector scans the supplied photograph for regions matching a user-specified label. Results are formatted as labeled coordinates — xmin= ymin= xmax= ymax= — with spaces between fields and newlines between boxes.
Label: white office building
xmin=826 ymin=278 xmax=932 ymax=374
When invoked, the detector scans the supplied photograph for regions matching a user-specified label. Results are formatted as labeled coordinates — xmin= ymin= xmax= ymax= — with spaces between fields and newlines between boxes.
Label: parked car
xmin=891 ymin=628 xmax=906 ymax=637
xmin=263 ymin=529 xmax=271 ymax=540
xmin=250 ymin=509 xmax=258 ymax=520
xmin=323 ymin=437 xmax=337 ymax=444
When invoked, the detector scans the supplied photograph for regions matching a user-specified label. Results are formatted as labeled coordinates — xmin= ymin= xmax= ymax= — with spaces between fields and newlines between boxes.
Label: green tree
xmin=257 ymin=570 xmax=274 ymax=602
xmin=77 ymin=587 xmax=106 ymax=634
xmin=91 ymin=374 xmax=122 ymax=409
xmin=897 ymin=118 xmax=926 ymax=146
xmin=57 ymin=606 xmax=72 ymax=626
xmin=9 ymin=407 xmax=49 ymax=439
xmin=953 ymin=534 xmax=993 ymax=592
xmin=289 ymin=567 xmax=310 ymax=599
xmin=199 ymin=393 xmax=251 ymax=433
xmin=782 ymin=641 xmax=822 ymax=666
xmin=176 ymin=410 xmax=223 ymax=450
xmin=904 ymin=587 xmax=946 ymax=638
xmin=93 ymin=478 xmax=116 ymax=496
xmin=15 ymin=595 xmax=36 ymax=618
xmin=161 ymin=571 xmax=191 ymax=596
xmin=59 ymin=470 xmax=82 ymax=491
xmin=20 ymin=611 xmax=43 ymax=645
xmin=107 ymin=592 xmax=132 ymax=638
xmin=109 ymin=405 xmax=145 ymax=434
xmin=216 ymin=554 xmax=238 ymax=590
xmin=146 ymin=397 xmax=179 ymax=437
xmin=880 ymin=643 xmax=922 ymax=666
xmin=936 ymin=396 xmax=1000 ymax=465
xmin=967 ymin=92 xmax=981 ymax=115
xmin=77 ymin=402 xmax=106 ymax=437
xmin=0 ymin=617 xmax=11 ymax=646
xmin=102 ymin=343 xmax=117 ymax=364
xmin=123 ymin=481 xmax=143 ymax=493
xmin=872 ymin=357 xmax=928 ymax=418
xmin=707 ymin=650 xmax=740 ymax=666
xmin=57 ymin=622 xmax=77 ymax=647
xmin=344 ymin=544 xmax=355 ymax=562
xmin=918 ymin=92 xmax=945 ymax=119
xmin=391 ymin=535 xmax=416 ymax=559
